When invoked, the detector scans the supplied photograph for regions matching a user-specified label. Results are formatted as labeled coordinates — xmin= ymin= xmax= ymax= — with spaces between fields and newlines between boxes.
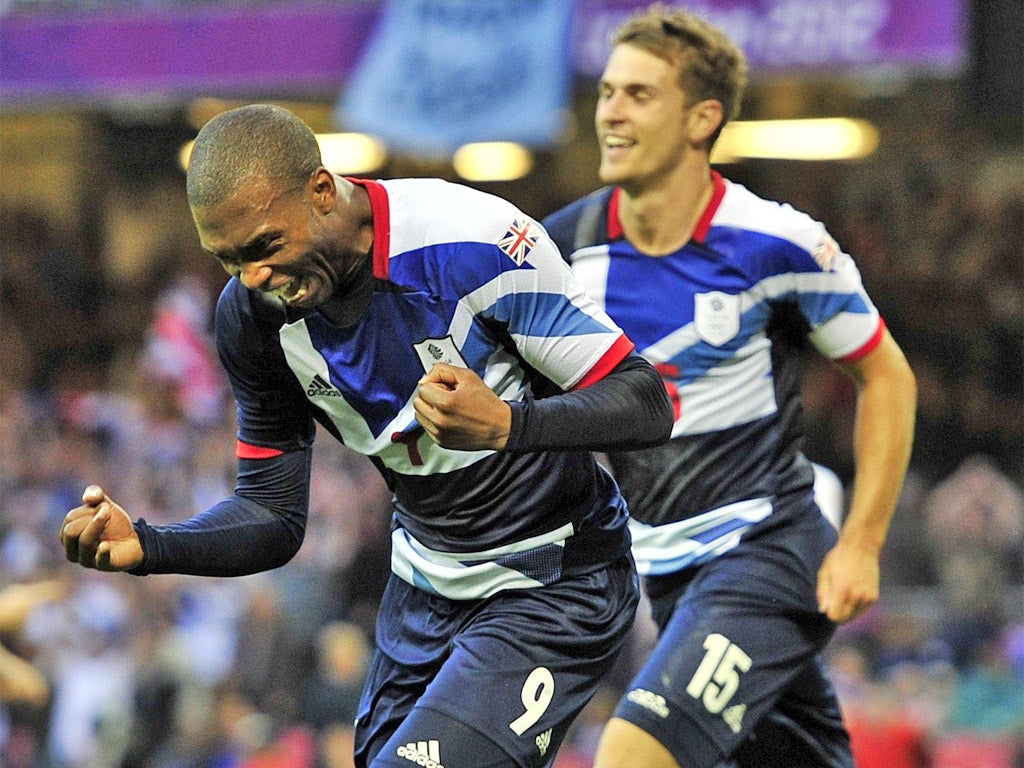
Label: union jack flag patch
xmin=498 ymin=218 xmax=538 ymax=265
xmin=812 ymin=234 xmax=840 ymax=271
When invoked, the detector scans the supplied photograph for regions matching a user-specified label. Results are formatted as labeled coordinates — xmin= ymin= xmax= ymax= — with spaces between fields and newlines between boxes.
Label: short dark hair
xmin=186 ymin=104 xmax=322 ymax=209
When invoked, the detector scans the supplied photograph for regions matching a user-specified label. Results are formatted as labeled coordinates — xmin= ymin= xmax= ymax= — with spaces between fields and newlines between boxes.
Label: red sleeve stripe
xmin=236 ymin=440 xmax=284 ymax=459
xmin=572 ymin=335 xmax=636 ymax=390
xmin=839 ymin=318 xmax=886 ymax=363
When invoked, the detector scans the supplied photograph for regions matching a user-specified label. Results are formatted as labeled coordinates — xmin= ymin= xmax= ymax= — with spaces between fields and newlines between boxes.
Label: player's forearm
xmin=506 ymin=353 xmax=673 ymax=453
xmin=840 ymin=351 xmax=917 ymax=553
xmin=130 ymin=449 xmax=312 ymax=577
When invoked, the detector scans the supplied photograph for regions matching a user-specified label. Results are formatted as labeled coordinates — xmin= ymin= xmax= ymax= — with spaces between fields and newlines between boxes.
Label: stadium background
xmin=0 ymin=1 xmax=1021 ymax=766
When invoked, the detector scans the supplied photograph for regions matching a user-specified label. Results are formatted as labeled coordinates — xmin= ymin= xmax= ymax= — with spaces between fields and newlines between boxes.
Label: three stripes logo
xmin=306 ymin=374 xmax=342 ymax=398
xmin=396 ymin=739 xmax=444 ymax=768
xmin=536 ymin=728 xmax=553 ymax=757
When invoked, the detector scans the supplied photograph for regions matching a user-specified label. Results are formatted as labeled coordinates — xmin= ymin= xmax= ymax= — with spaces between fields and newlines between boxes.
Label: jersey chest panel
xmin=574 ymin=242 xmax=768 ymax=372
xmin=279 ymin=289 xmax=493 ymax=475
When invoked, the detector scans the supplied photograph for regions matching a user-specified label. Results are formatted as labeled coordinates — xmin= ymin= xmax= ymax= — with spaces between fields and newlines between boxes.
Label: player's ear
xmin=687 ymin=99 xmax=724 ymax=146
xmin=310 ymin=167 xmax=336 ymax=213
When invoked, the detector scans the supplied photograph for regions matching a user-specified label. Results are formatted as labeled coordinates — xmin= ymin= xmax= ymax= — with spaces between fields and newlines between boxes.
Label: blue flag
xmin=336 ymin=0 xmax=575 ymax=155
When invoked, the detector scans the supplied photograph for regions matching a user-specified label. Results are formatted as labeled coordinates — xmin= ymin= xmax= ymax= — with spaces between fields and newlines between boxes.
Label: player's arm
xmin=415 ymin=352 xmax=672 ymax=453
xmin=0 ymin=643 xmax=48 ymax=706
xmin=505 ymin=352 xmax=672 ymax=452
xmin=60 ymin=448 xmax=311 ymax=576
xmin=816 ymin=327 xmax=916 ymax=622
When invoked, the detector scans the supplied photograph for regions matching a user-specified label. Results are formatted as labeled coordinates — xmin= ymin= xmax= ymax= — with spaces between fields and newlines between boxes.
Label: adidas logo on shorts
xmin=396 ymin=739 xmax=445 ymax=768
xmin=626 ymin=687 xmax=670 ymax=718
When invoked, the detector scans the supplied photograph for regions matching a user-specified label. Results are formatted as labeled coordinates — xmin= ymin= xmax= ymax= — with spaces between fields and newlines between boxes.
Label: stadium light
xmin=317 ymin=133 xmax=387 ymax=175
xmin=452 ymin=142 xmax=534 ymax=182
xmin=712 ymin=118 xmax=880 ymax=163
xmin=178 ymin=131 xmax=387 ymax=175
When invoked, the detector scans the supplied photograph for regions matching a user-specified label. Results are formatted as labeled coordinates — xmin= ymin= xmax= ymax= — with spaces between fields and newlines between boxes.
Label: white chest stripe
xmin=279 ymin=320 xmax=493 ymax=475
xmin=629 ymin=497 xmax=773 ymax=575
xmin=391 ymin=522 xmax=575 ymax=599
xmin=671 ymin=337 xmax=776 ymax=435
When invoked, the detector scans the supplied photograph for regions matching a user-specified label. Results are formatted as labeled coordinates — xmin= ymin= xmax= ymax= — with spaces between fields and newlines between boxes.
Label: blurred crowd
xmin=1 ymin=112 xmax=1021 ymax=768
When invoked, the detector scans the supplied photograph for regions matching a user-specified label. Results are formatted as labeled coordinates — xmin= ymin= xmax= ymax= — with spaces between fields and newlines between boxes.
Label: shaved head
xmin=186 ymin=104 xmax=322 ymax=209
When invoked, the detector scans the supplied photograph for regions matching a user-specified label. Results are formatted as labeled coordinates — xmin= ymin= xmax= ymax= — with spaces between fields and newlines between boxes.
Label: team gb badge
xmin=413 ymin=335 xmax=469 ymax=373
xmin=694 ymin=291 xmax=741 ymax=346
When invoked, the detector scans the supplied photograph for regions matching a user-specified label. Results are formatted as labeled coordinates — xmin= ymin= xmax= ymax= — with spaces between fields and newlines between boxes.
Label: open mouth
xmin=603 ymin=135 xmax=635 ymax=150
xmin=273 ymin=277 xmax=311 ymax=305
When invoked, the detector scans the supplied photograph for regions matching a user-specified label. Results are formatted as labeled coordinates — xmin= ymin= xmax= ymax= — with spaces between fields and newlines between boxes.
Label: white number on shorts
xmin=685 ymin=633 xmax=752 ymax=714
xmin=508 ymin=666 xmax=555 ymax=735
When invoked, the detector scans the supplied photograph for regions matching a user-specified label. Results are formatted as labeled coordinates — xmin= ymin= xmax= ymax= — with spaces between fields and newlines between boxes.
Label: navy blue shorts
xmin=615 ymin=496 xmax=855 ymax=768
xmin=354 ymin=553 xmax=639 ymax=768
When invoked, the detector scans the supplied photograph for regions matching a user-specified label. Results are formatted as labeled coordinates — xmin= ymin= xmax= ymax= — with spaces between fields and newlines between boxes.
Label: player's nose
xmin=238 ymin=262 xmax=273 ymax=291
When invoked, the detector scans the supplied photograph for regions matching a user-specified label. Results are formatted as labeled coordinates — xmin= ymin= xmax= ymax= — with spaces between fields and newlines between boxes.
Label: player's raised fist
xmin=59 ymin=486 xmax=144 ymax=572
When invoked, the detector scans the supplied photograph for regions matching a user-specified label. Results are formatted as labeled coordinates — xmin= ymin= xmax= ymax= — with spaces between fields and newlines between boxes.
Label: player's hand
xmin=816 ymin=538 xmax=880 ymax=623
xmin=59 ymin=486 xmax=143 ymax=572
xmin=0 ymin=580 xmax=67 ymax=633
xmin=0 ymin=645 xmax=49 ymax=706
xmin=413 ymin=363 xmax=511 ymax=451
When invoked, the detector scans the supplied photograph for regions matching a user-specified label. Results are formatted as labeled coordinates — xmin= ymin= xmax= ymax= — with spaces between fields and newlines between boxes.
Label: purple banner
xmin=0 ymin=0 xmax=967 ymax=104
xmin=572 ymin=0 xmax=967 ymax=77
xmin=0 ymin=3 xmax=378 ymax=102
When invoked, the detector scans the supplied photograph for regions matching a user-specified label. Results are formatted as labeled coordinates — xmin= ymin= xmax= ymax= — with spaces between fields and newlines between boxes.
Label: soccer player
xmin=59 ymin=104 xmax=674 ymax=768
xmin=542 ymin=6 xmax=917 ymax=768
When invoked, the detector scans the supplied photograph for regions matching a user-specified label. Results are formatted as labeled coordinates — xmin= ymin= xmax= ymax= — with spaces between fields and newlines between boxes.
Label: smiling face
xmin=595 ymin=44 xmax=694 ymax=192
xmin=192 ymin=169 xmax=362 ymax=310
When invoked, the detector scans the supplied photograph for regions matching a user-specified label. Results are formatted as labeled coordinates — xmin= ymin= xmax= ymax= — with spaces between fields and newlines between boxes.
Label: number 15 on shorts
xmin=686 ymin=633 xmax=751 ymax=716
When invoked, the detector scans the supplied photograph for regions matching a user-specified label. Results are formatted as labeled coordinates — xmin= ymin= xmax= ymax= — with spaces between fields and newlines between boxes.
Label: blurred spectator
xmin=930 ymin=629 xmax=1024 ymax=768
xmin=25 ymin=578 xmax=136 ymax=768
xmin=923 ymin=455 xmax=1024 ymax=668
xmin=0 ymin=580 xmax=66 ymax=745
xmin=141 ymin=274 xmax=228 ymax=429
xmin=299 ymin=621 xmax=370 ymax=768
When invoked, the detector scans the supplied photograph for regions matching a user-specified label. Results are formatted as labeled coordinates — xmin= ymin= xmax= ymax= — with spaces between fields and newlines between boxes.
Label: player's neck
xmin=316 ymin=252 xmax=375 ymax=328
xmin=618 ymin=161 xmax=713 ymax=256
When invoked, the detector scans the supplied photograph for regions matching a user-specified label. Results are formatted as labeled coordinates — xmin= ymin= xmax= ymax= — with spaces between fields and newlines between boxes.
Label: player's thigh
xmin=368 ymin=706 xmax=516 ymax=768
xmin=594 ymin=717 xmax=681 ymax=768
xmin=733 ymin=655 xmax=853 ymax=768
xmin=423 ymin=558 xmax=640 ymax=767
xmin=359 ymin=556 xmax=638 ymax=768
xmin=430 ymin=556 xmax=638 ymax=765
xmin=614 ymin=561 xmax=836 ymax=766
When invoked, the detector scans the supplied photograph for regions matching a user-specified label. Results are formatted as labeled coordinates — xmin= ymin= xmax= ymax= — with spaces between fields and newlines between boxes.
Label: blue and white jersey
xmin=217 ymin=178 xmax=635 ymax=599
xmin=543 ymin=172 xmax=884 ymax=576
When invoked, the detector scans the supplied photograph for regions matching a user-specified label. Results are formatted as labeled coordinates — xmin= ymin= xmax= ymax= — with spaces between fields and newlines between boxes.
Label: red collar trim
xmin=692 ymin=170 xmax=726 ymax=244
xmin=347 ymin=177 xmax=391 ymax=280
xmin=607 ymin=186 xmax=624 ymax=240
xmin=608 ymin=170 xmax=727 ymax=246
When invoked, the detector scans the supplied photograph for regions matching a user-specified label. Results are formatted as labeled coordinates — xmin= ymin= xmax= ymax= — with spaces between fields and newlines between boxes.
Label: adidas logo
xmin=306 ymin=374 xmax=342 ymax=398
xmin=536 ymin=728 xmax=553 ymax=756
xmin=626 ymin=688 xmax=670 ymax=718
xmin=723 ymin=703 xmax=746 ymax=734
xmin=396 ymin=740 xmax=445 ymax=768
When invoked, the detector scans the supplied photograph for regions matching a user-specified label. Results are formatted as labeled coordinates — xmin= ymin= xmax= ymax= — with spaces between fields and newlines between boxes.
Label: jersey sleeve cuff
xmin=839 ymin=318 xmax=886 ymax=362
xmin=572 ymin=334 xmax=635 ymax=390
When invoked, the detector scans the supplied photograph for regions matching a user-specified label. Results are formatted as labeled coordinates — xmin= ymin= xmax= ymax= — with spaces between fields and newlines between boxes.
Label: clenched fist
xmin=59 ymin=485 xmax=143 ymax=571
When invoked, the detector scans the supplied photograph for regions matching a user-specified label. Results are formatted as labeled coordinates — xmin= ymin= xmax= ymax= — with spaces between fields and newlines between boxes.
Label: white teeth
xmin=605 ymin=136 xmax=633 ymax=147
xmin=273 ymin=279 xmax=306 ymax=303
